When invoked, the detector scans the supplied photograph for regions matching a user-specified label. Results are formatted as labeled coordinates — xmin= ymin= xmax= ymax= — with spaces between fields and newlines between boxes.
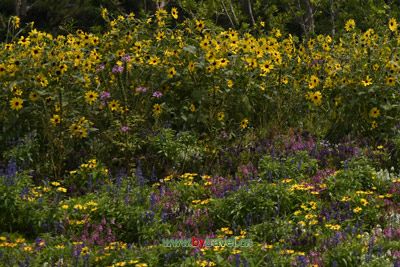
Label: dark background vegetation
xmin=2 ymin=0 xmax=400 ymax=40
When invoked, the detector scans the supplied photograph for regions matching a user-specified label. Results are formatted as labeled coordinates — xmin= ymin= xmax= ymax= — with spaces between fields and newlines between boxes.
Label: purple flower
xmin=96 ymin=63 xmax=105 ymax=72
xmin=112 ymin=65 xmax=124 ymax=73
xmin=136 ymin=86 xmax=148 ymax=93
xmin=152 ymin=91 xmax=163 ymax=98
xmin=122 ymin=54 xmax=131 ymax=62
xmin=121 ymin=126 xmax=130 ymax=133
xmin=100 ymin=91 xmax=111 ymax=100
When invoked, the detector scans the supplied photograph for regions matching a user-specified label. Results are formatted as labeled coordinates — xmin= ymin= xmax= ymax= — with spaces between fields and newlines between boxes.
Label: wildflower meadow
xmin=1 ymin=2 xmax=400 ymax=267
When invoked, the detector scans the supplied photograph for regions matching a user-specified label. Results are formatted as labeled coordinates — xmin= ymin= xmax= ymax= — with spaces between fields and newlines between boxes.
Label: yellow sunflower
xmin=195 ymin=20 xmax=205 ymax=31
xmin=153 ymin=104 xmax=162 ymax=117
xmin=50 ymin=114 xmax=61 ymax=126
xmin=217 ymin=112 xmax=225 ymax=121
xmin=84 ymin=90 xmax=99 ymax=105
xmin=310 ymin=91 xmax=322 ymax=106
xmin=369 ymin=107 xmax=380 ymax=118
xmin=108 ymin=100 xmax=121 ymax=112
xmin=389 ymin=18 xmax=398 ymax=32
xmin=240 ymin=118 xmax=249 ymax=129
xmin=308 ymin=75 xmax=320 ymax=89
xmin=345 ymin=19 xmax=355 ymax=32
xmin=171 ymin=8 xmax=178 ymax=19
xmin=29 ymin=91 xmax=39 ymax=102
xmin=10 ymin=97 xmax=23 ymax=111
xmin=167 ymin=67 xmax=176 ymax=78
xmin=386 ymin=76 xmax=396 ymax=86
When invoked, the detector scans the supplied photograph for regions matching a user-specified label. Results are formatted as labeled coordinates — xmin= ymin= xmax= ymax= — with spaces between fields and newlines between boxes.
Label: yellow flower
xmin=11 ymin=16 xmax=20 ymax=28
xmin=29 ymin=91 xmax=39 ymax=102
xmin=369 ymin=107 xmax=380 ymax=118
xmin=108 ymin=100 xmax=121 ymax=112
xmin=231 ymin=249 xmax=241 ymax=254
xmin=167 ymin=67 xmax=176 ymax=78
xmin=10 ymin=97 xmax=23 ymax=111
xmin=148 ymin=56 xmax=160 ymax=66
xmin=81 ymin=246 xmax=90 ymax=255
xmin=217 ymin=112 xmax=225 ymax=121
xmin=101 ymin=8 xmax=108 ymax=20
xmin=188 ymin=61 xmax=196 ymax=72
xmin=171 ymin=8 xmax=178 ymax=19
xmin=192 ymin=199 xmax=201 ymax=204
xmin=50 ymin=115 xmax=61 ymax=126
xmin=57 ymin=187 xmax=67 ymax=193
xmin=84 ymin=90 xmax=99 ymax=105
xmin=360 ymin=198 xmax=368 ymax=206
xmin=74 ymin=204 xmax=84 ymax=210
xmin=153 ymin=104 xmax=162 ymax=117
xmin=341 ymin=196 xmax=351 ymax=202
xmin=61 ymin=204 xmax=69 ymax=210
xmin=386 ymin=76 xmax=396 ymax=86
xmin=353 ymin=207 xmax=362 ymax=213
xmin=361 ymin=75 xmax=372 ymax=86
xmin=260 ymin=60 xmax=274 ymax=76
xmin=262 ymin=244 xmax=273 ymax=249
xmin=23 ymin=246 xmax=33 ymax=252
xmin=389 ymin=18 xmax=398 ymax=32
xmin=308 ymin=75 xmax=319 ymax=89
xmin=280 ymin=249 xmax=295 ymax=255
xmin=51 ymin=181 xmax=61 ymax=186
xmin=189 ymin=104 xmax=196 ymax=112
xmin=345 ymin=19 xmax=355 ymax=32
xmin=15 ymin=238 xmax=25 ymax=243
xmin=195 ymin=20 xmax=205 ymax=31
xmin=310 ymin=91 xmax=322 ymax=106
xmin=240 ymin=118 xmax=249 ymax=129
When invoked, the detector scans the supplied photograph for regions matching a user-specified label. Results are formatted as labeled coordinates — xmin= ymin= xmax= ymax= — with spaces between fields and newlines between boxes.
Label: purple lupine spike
xmin=136 ymin=160 xmax=145 ymax=186
xmin=150 ymin=193 xmax=157 ymax=210
xmin=6 ymin=159 xmax=17 ymax=177
xmin=297 ymin=255 xmax=308 ymax=267
xmin=150 ymin=166 xmax=157 ymax=182
xmin=235 ymin=254 xmax=241 ymax=267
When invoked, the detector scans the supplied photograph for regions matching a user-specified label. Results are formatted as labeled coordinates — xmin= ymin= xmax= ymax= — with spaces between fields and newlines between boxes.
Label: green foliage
xmin=258 ymin=150 xmax=318 ymax=181
xmin=209 ymin=181 xmax=296 ymax=228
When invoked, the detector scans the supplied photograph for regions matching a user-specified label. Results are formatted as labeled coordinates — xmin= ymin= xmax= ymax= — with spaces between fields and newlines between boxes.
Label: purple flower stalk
xmin=152 ymin=91 xmax=163 ymax=98
xmin=100 ymin=91 xmax=111 ymax=100
xmin=121 ymin=126 xmax=130 ymax=133
xmin=121 ymin=54 xmax=131 ymax=62
xmin=112 ymin=65 xmax=124 ymax=73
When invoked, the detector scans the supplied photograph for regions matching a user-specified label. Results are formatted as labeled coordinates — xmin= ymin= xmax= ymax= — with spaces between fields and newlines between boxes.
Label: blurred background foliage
xmin=1 ymin=0 xmax=400 ymax=41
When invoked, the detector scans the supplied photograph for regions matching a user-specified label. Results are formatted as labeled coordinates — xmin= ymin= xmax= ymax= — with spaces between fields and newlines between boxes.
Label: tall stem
xmin=248 ymin=0 xmax=255 ymax=26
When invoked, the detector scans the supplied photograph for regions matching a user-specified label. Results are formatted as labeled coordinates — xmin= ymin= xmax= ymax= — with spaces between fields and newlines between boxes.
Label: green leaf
xmin=183 ymin=45 xmax=197 ymax=54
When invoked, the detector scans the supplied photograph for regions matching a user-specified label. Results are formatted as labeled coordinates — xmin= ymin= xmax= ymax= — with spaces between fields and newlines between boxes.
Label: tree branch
xmin=248 ymin=0 xmax=255 ymax=25
xmin=221 ymin=0 xmax=235 ymax=28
